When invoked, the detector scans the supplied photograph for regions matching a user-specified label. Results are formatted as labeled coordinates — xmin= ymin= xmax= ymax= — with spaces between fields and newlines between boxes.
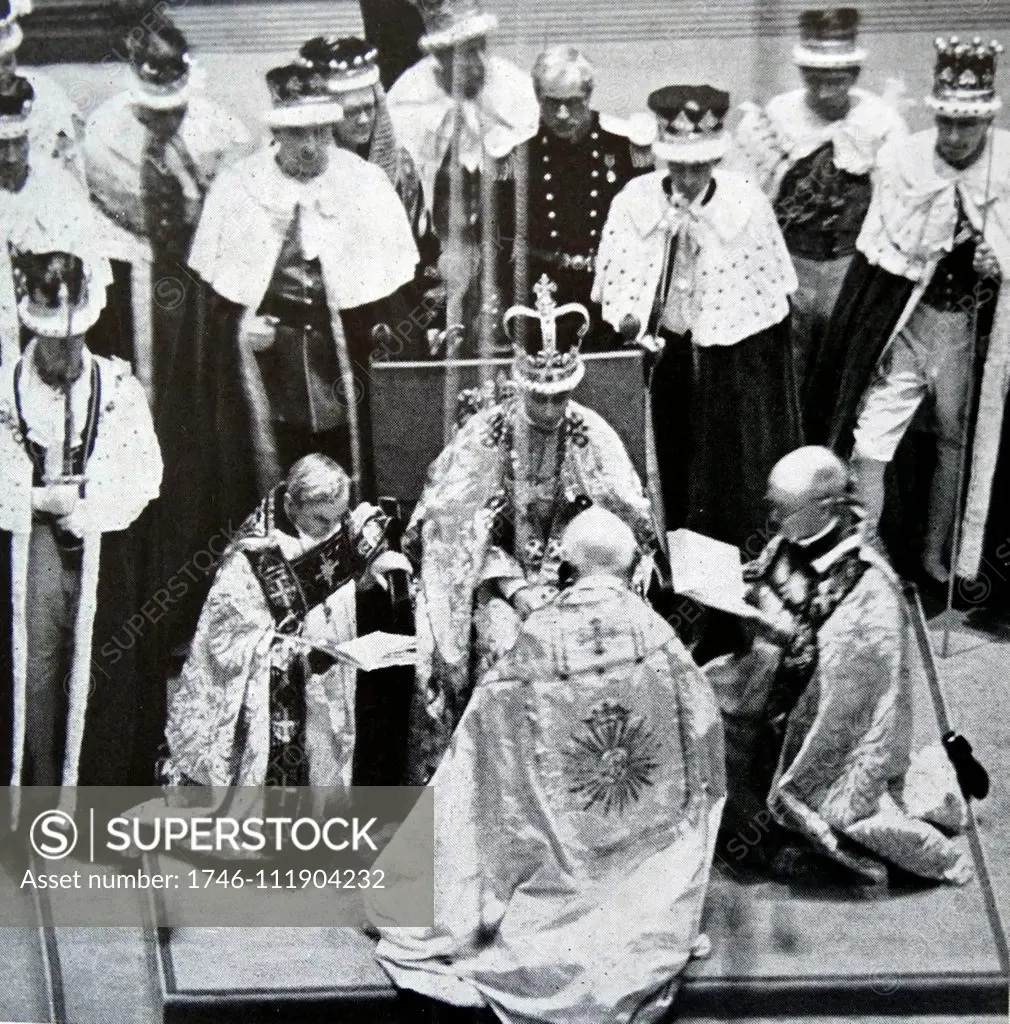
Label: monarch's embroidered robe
xmin=403 ymin=399 xmax=657 ymax=783
xmin=372 ymin=577 xmax=725 ymax=1024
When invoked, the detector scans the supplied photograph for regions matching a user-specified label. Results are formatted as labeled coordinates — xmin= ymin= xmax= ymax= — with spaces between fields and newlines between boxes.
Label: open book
xmin=280 ymin=631 xmax=418 ymax=671
xmin=332 ymin=631 xmax=418 ymax=671
xmin=667 ymin=529 xmax=761 ymax=619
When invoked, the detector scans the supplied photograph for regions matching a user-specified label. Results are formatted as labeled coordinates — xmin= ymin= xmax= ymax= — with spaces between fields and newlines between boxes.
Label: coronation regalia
xmin=297 ymin=37 xmax=430 ymax=253
xmin=404 ymin=276 xmax=657 ymax=782
xmin=83 ymin=21 xmax=250 ymax=401
xmin=80 ymin=20 xmax=253 ymax=744
xmin=188 ymin=61 xmax=419 ymax=499
xmin=387 ymin=0 xmax=539 ymax=353
xmin=0 ymin=243 xmax=161 ymax=820
xmin=0 ymin=74 xmax=94 ymax=365
xmin=0 ymin=2 xmax=80 ymax=173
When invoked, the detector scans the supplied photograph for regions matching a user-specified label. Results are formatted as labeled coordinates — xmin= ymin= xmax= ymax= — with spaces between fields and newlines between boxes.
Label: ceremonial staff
xmin=57 ymin=278 xmax=86 ymax=498
xmin=617 ymin=185 xmax=681 ymax=542
xmin=512 ymin=137 xmax=529 ymax=358
xmin=441 ymin=44 xmax=467 ymax=447
xmin=943 ymin=123 xmax=996 ymax=658
xmin=62 ymin=285 xmax=75 ymax=478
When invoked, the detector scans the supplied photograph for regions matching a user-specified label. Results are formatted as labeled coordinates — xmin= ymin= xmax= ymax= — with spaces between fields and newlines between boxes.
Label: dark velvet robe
xmin=803 ymin=252 xmax=998 ymax=579
xmin=85 ymin=271 xmax=260 ymax=782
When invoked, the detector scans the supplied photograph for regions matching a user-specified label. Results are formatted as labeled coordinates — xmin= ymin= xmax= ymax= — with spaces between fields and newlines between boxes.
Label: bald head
xmin=768 ymin=446 xmax=848 ymax=502
xmin=767 ymin=446 xmax=850 ymax=543
xmin=560 ymin=507 xmax=638 ymax=582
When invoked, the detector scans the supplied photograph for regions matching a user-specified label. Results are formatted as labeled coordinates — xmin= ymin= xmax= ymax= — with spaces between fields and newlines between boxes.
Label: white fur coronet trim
xmin=18 ymin=291 xmax=105 ymax=338
xmin=0 ymin=113 xmax=29 ymax=140
xmin=0 ymin=21 xmax=23 ymax=58
xmin=653 ymin=133 xmax=730 ymax=164
xmin=265 ymin=99 xmax=345 ymax=128
xmin=792 ymin=43 xmax=866 ymax=69
xmin=926 ymin=94 xmax=1002 ymax=119
xmin=514 ymin=358 xmax=585 ymax=396
xmin=325 ymin=66 xmax=381 ymax=95
xmin=129 ymin=73 xmax=190 ymax=111
xmin=419 ymin=13 xmax=498 ymax=52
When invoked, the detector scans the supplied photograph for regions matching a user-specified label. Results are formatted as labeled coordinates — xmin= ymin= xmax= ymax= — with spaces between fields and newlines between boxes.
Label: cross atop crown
xmin=533 ymin=274 xmax=561 ymax=355
xmin=504 ymin=274 xmax=589 ymax=395
xmin=533 ymin=273 xmax=558 ymax=313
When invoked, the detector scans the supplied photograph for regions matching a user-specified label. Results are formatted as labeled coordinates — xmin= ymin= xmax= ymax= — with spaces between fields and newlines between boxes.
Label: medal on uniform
xmin=604 ymin=153 xmax=617 ymax=184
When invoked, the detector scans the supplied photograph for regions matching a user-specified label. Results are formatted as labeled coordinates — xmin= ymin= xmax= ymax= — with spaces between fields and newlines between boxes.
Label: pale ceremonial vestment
xmin=403 ymin=399 xmax=657 ymax=783
xmin=163 ymin=505 xmax=373 ymax=789
xmin=372 ymin=576 xmax=725 ymax=1024
xmin=82 ymin=92 xmax=250 ymax=400
xmin=592 ymin=168 xmax=796 ymax=347
xmin=188 ymin=145 xmax=419 ymax=492
xmin=386 ymin=53 xmax=538 ymax=218
xmin=20 ymin=67 xmax=81 ymax=173
xmin=706 ymin=531 xmax=972 ymax=884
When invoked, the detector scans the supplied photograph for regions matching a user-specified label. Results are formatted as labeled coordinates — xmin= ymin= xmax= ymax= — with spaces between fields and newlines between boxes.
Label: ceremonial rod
xmin=477 ymin=109 xmax=495 ymax=388
xmin=942 ymin=126 xmax=996 ymax=658
xmin=62 ymin=282 xmax=75 ymax=482
xmin=441 ymin=45 xmax=467 ymax=448
xmin=512 ymin=137 xmax=529 ymax=357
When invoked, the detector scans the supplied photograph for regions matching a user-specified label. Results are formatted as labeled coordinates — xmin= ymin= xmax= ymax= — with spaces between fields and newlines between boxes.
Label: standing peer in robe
xmin=387 ymin=0 xmax=538 ymax=354
xmin=162 ymin=455 xmax=413 ymax=789
xmin=0 ymin=74 xmax=94 ymax=365
xmin=0 ymin=0 xmax=80 ymax=174
xmin=525 ymin=45 xmax=650 ymax=345
xmin=732 ymin=7 xmax=906 ymax=392
xmin=805 ymin=36 xmax=1009 ymax=588
xmin=82 ymin=17 xmax=250 ymax=405
xmin=594 ymin=85 xmax=799 ymax=549
xmin=373 ymin=508 xmax=725 ymax=1024
xmin=297 ymin=36 xmax=430 ymax=261
xmin=0 ymin=237 xmax=161 ymax=805
xmin=81 ymin=17 xmax=251 ymax=757
xmin=188 ymin=62 xmax=419 ymax=500
xmin=403 ymin=275 xmax=657 ymax=784
xmin=706 ymin=447 xmax=972 ymax=887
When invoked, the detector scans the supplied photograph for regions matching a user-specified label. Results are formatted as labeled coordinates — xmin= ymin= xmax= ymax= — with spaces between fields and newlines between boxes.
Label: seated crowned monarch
xmin=403 ymin=274 xmax=659 ymax=783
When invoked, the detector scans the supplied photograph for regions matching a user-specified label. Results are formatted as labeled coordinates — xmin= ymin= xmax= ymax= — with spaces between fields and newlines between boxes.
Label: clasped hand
xmin=32 ymin=483 xmax=79 ymax=519
xmin=974 ymin=241 xmax=1002 ymax=281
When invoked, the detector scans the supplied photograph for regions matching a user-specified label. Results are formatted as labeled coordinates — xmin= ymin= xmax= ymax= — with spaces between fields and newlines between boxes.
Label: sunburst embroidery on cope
xmin=564 ymin=701 xmax=661 ymax=814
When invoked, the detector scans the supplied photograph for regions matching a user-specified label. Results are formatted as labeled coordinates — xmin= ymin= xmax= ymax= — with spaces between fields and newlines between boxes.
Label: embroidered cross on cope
xmin=247 ymin=527 xmax=363 ymax=630
xmin=577 ymin=616 xmax=623 ymax=657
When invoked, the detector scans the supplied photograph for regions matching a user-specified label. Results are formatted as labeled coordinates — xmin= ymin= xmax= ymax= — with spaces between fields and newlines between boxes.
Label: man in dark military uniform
xmin=526 ymin=45 xmax=650 ymax=348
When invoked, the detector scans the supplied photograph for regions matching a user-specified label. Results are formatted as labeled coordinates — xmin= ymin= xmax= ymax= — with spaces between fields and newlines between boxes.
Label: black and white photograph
xmin=0 ymin=0 xmax=1007 ymax=1020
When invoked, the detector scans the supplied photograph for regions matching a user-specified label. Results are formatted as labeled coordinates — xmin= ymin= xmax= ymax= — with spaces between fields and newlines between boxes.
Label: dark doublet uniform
xmin=774 ymin=142 xmax=871 ymax=263
xmin=527 ymin=112 xmax=643 ymax=347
